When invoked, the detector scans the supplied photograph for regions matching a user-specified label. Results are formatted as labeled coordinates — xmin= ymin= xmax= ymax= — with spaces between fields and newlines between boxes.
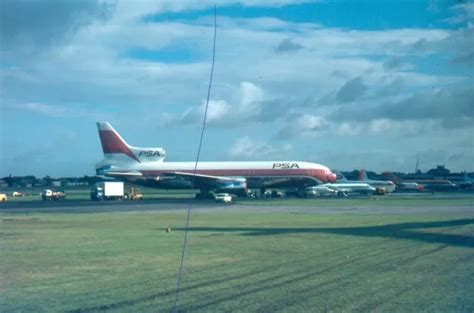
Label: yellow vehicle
xmin=128 ymin=187 xmax=143 ymax=200
xmin=0 ymin=194 xmax=7 ymax=202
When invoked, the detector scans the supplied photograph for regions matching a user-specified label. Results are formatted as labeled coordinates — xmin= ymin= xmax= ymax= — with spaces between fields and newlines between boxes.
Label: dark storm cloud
xmin=409 ymin=26 xmax=474 ymax=68
xmin=331 ymin=87 xmax=474 ymax=128
xmin=451 ymin=51 xmax=474 ymax=66
xmin=274 ymin=38 xmax=303 ymax=53
xmin=381 ymin=88 xmax=474 ymax=122
xmin=0 ymin=0 xmax=114 ymax=54
xmin=442 ymin=27 xmax=474 ymax=67
xmin=383 ymin=57 xmax=412 ymax=70
xmin=335 ymin=77 xmax=367 ymax=103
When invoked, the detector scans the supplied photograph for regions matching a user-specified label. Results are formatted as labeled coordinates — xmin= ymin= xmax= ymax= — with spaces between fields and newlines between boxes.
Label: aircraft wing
xmin=172 ymin=172 xmax=243 ymax=181
xmin=103 ymin=171 xmax=143 ymax=177
xmin=168 ymin=171 xmax=246 ymax=189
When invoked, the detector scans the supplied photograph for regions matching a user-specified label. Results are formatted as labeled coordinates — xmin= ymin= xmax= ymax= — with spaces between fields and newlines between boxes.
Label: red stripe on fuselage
xmin=140 ymin=168 xmax=331 ymax=182
xmin=99 ymin=130 xmax=140 ymax=162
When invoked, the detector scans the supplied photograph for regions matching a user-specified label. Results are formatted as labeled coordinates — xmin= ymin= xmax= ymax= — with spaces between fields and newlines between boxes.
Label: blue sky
xmin=1 ymin=0 xmax=473 ymax=177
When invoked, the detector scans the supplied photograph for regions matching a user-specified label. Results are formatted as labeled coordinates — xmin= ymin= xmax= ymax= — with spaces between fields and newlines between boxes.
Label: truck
xmin=41 ymin=189 xmax=66 ymax=201
xmin=90 ymin=182 xmax=124 ymax=200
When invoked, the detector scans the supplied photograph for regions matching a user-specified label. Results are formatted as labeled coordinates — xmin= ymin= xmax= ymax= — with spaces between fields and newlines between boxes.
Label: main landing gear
xmin=195 ymin=190 xmax=214 ymax=200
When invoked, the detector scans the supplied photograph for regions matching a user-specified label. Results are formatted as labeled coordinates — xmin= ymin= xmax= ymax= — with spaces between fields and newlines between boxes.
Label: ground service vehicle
xmin=127 ymin=187 xmax=143 ymax=200
xmin=91 ymin=182 xmax=124 ymax=200
xmin=0 ymin=194 xmax=7 ymax=202
xmin=41 ymin=190 xmax=66 ymax=200
xmin=214 ymin=193 xmax=232 ymax=203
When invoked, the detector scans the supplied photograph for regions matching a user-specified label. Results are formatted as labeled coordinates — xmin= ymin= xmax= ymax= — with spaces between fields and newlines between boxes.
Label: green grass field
xmin=237 ymin=194 xmax=474 ymax=207
xmin=1 ymin=208 xmax=473 ymax=312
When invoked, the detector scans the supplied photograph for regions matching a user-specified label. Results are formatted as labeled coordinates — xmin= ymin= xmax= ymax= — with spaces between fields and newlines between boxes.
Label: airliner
xmin=95 ymin=122 xmax=337 ymax=198
xmin=307 ymin=182 xmax=376 ymax=196
xmin=382 ymin=172 xmax=456 ymax=192
xmin=358 ymin=169 xmax=396 ymax=192
xmin=458 ymin=172 xmax=474 ymax=190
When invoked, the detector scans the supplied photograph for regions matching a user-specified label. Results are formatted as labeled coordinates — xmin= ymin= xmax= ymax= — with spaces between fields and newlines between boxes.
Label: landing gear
xmin=195 ymin=190 xmax=214 ymax=200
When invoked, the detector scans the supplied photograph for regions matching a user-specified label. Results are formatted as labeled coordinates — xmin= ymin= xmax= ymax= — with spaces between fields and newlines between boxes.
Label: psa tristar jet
xmin=95 ymin=122 xmax=337 ymax=197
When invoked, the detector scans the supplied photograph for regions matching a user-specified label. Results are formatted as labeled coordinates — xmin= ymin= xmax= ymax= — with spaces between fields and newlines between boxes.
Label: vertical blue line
xmin=172 ymin=5 xmax=217 ymax=313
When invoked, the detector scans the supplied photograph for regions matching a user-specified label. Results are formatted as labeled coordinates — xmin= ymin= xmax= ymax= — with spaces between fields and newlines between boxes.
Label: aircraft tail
xmin=97 ymin=122 xmax=165 ymax=163
xmin=359 ymin=169 xmax=368 ymax=181
xmin=337 ymin=172 xmax=349 ymax=182
xmin=464 ymin=171 xmax=471 ymax=182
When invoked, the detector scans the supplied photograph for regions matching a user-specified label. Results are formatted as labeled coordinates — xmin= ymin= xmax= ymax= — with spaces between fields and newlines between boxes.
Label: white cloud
xmin=166 ymin=81 xmax=265 ymax=126
xmin=444 ymin=2 xmax=474 ymax=25
xmin=1 ymin=1 xmax=473 ymax=175
xmin=182 ymin=99 xmax=231 ymax=125
xmin=229 ymin=136 xmax=292 ymax=160
xmin=17 ymin=103 xmax=69 ymax=118
xmin=277 ymin=114 xmax=329 ymax=139
xmin=336 ymin=122 xmax=363 ymax=136
xmin=9 ymin=102 xmax=107 ymax=121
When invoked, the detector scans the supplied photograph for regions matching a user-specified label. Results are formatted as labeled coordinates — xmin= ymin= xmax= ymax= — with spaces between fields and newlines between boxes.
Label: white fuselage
xmin=323 ymin=182 xmax=376 ymax=194
xmin=94 ymin=122 xmax=338 ymax=192
xmin=109 ymin=160 xmax=335 ymax=181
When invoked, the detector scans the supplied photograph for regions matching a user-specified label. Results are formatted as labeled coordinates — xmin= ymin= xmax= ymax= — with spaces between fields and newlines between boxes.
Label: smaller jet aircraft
xmin=307 ymin=181 xmax=376 ymax=196
xmin=358 ymin=169 xmax=396 ymax=193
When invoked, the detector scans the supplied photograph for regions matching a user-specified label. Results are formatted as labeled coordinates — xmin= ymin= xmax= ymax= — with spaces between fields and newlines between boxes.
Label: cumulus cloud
xmin=277 ymin=114 xmax=329 ymax=139
xmin=381 ymin=88 xmax=474 ymax=122
xmin=0 ymin=0 xmax=113 ymax=59
xmin=167 ymin=81 xmax=266 ymax=126
xmin=444 ymin=2 xmax=474 ymax=25
xmin=229 ymin=136 xmax=292 ymax=160
xmin=1 ymin=1 xmax=473 ymax=175
xmin=329 ymin=85 xmax=473 ymax=131
xmin=9 ymin=102 xmax=106 ymax=120
xmin=276 ymin=115 xmax=434 ymax=139
xmin=182 ymin=100 xmax=231 ymax=125
xmin=15 ymin=102 xmax=69 ymax=118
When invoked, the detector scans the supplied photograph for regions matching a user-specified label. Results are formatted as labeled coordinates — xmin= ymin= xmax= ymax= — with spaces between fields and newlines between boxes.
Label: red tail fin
xmin=359 ymin=169 xmax=368 ymax=181
xmin=97 ymin=122 xmax=140 ymax=162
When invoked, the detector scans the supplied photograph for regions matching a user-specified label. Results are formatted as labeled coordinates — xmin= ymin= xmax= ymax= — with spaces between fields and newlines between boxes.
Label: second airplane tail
xmin=359 ymin=169 xmax=368 ymax=181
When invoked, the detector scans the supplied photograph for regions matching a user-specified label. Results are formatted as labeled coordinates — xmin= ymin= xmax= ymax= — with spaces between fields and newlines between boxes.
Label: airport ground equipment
xmin=90 ymin=182 xmax=124 ymax=200
xmin=127 ymin=187 xmax=143 ymax=200
xmin=374 ymin=188 xmax=387 ymax=196
xmin=214 ymin=193 xmax=232 ymax=203
xmin=0 ymin=194 xmax=7 ymax=202
xmin=41 ymin=189 xmax=66 ymax=201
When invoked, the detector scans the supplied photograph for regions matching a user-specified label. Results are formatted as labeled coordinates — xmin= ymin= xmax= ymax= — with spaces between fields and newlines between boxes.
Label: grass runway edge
xmin=1 ymin=205 xmax=473 ymax=312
